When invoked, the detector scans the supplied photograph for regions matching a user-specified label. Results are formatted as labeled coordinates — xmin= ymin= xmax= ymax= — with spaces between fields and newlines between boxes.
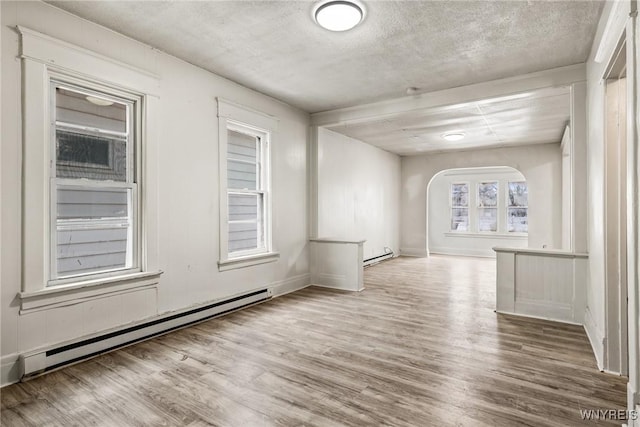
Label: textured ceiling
xmin=48 ymin=0 xmax=603 ymax=113
xmin=326 ymin=86 xmax=570 ymax=155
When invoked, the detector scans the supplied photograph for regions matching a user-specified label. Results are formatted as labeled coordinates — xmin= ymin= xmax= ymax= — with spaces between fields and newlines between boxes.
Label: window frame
xmin=217 ymin=98 xmax=279 ymax=271
xmin=449 ymin=182 xmax=470 ymax=232
xmin=18 ymin=25 xmax=161 ymax=308
xmin=225 ymin=122 xmax=270 ymax=258
xmin=48 ymin=79 xmax=143 ymax=286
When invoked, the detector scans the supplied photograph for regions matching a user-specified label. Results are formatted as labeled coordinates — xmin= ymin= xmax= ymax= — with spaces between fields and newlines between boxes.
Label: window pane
xmin=451 ymin=208 xmax=468 ymax=231
xmin=451 ymin=183 xmax=468 ymax=207
xmin=228 ymin=222 xmax=259 ymax=253
xmin=478 ymin=182 xmax=498 ymax=207
xmin=228 ymin=130 xmax=258 ymax=163
xmin=228 ymin=193 xmax=264 ymax=253
xmin=57 ymin=225 xmax=130 ymax=277
xmin=508 ymin=208 xmax=528 ymax=232
xmin=228 ymin=159 xmax=257 ymax=190
xmin=56 ymin=186 xmax=132 ymax=278
xmin=508 ymin=182 xmax=528 ymax=207
xmin=478 ymin=208 xmax=497 ymax=232
xmin=55 ymin=86 xmax=128 ymax=182
xmin=228 ymin=193 xmax=258 ymax=221
xmin=56 ymin=87 xmax=126 ymax=133
xmin=57 ymin=187 xmax=129 ymax=220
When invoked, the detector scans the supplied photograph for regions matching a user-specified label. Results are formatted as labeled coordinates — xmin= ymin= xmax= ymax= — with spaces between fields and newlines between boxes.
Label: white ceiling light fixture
xmin=85 ymin=95 xmax=114 ymax=107
xmin=314 ymin=0 xmax=365 ymax=32
xmin=441 ymin=132 xmax=466 ymax=142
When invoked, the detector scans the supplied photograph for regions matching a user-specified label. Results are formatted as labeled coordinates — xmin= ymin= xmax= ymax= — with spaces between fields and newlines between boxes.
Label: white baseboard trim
xmin=430 ymin=246 xmax=496 ymax=258
xmin=495 ymin=310 xmax=582 ymax=326
xmin=270 ymin=273 xmax=310 ymax=297
xmin=1 ymin=274 xmax=312 ymax=388
xmin=1 ymin=353 xmax=20 ymax=387
xmin=583 ymin=306 xmax=605 ymax=371
xmin=628 ymin=382 xmax=639 ymax=409
xmin=310 ymin=272 xmax=363 ymax=292
xmin=311 ymin=283 xmax=364 ymax=292
xmin=399 ymin=247 xmax=428 ymax=257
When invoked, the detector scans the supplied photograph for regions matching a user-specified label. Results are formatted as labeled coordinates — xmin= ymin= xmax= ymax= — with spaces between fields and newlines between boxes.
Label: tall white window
xmin=50 ymin=82 xmax=140 ymax=283
xmin=450 ymin=183 xmax=469 ymax=231
xmin=507 ymin=181 xmax=528 ymax=232
xmin=226 ymin=124 xmax=269 ymax=255
xmin=19 ymin=26 xmax=160 ymax=310
xmin=217 ymin=98 xmax=278 ymax=271
xmin=477 ymin=181 xmax=498 ymax=232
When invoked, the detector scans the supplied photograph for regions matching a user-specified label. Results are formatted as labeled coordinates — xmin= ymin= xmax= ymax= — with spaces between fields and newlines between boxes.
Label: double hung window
xmin=50 ymin=82 xmax=139 ymax=283
xmin=217 ymin=98 xmax=278 ymax=270
xmin=226 ymin=125 xmax=268 ymax=255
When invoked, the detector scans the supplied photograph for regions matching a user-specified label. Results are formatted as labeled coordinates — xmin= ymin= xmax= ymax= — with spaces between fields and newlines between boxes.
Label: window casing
xmin=217 ymin=98 xmax=279 ymax=271
xmin=507 ymin=181 xmax=528 ymax=233
xmin=19 ymin=26 xmax=160 ymax=310
xmin=49 ymin=81 xmax=141 ymax=285
xmin=450 ymin=183 xmax=469 ymax=231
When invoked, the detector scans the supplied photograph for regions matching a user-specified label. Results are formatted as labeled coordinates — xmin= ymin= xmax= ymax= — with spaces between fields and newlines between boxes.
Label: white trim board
xmin=1 ymin=274 xmax=311 ymax=387
xmin=1 ymin=354 xmax=20 ymax=388
xmin=18 ymin=26 xmax=160 ymax=95
xmin=429 ymin=247 xmax=496 ymax=258
xmin=311 ymin=64 xmax=586 ymax=127
xmin=270 ymin=273 xmax=311 ymax=297
xmin=399 ymin=248 xmax=429 ymax=257
xmin=584 ymin=306 xmax=605 ymax=371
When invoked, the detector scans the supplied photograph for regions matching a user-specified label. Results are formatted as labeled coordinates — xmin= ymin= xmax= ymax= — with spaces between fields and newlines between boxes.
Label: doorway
xmin=604 ymin=38 xmax=628 ymax=375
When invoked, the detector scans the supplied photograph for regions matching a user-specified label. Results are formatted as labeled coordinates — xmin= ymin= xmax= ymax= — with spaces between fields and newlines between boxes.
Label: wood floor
xmin=1 ymin=255 xmax=628 ymax=426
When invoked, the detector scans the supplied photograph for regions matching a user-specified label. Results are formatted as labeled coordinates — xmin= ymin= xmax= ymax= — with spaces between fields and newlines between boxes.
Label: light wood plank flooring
xmin=1 ymin=255 xmax=628 ymax=426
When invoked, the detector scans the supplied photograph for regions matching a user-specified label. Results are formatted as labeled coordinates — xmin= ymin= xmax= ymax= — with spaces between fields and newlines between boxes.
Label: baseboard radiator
xmin=363 ymin=248 xmax=394 ymax=267
xmin=20 ymin=288 xmax=271 ymax=380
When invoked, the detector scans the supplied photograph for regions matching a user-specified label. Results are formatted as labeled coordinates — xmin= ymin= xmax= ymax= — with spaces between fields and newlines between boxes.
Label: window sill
xmin=445 ymin=232 xmax=528 ymax=239
xmin=218 ymin=252 xmax=280 ymax=272
xmin=19 ymin=271 xmax=163 ymax=313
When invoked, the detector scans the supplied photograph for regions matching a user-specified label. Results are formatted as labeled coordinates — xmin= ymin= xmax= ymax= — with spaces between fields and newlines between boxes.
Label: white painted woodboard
xmin=310 ymin=239 xmax=364 ymax=292
xmin=494 ymin=247 xmax=588 ymax=324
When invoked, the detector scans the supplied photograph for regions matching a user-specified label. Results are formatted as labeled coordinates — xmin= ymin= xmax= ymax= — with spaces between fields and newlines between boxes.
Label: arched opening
xmin=426 ymin=166 xmax=528 ymax=257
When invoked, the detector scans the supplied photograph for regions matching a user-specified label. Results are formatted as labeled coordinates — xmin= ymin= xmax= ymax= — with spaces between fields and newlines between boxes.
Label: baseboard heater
xmin=363 ymin=249 xmax=394 ymax=267
xmin=20 ymin=288 xmax=271 ymax=379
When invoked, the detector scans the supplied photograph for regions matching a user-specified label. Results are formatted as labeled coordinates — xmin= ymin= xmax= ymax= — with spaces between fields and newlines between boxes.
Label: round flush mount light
xmin=314 ymin=0 xmax=365 ymax=32
xmin=85 ymin=95 xmax=114 ymax=107
xmin=441 ymin=132 xmax=466 ymax=142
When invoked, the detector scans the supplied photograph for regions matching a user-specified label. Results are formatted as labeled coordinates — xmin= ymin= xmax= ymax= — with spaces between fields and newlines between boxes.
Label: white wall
xmin=1 ymin=1 xmax=309 ymax=384
xmin=401 ymin=143 xmax=562 ymax=257
xmin=315 ymin=128 xmax=401 ymax=261
xmin=428 ymin=166 xmax=528 ymax=257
